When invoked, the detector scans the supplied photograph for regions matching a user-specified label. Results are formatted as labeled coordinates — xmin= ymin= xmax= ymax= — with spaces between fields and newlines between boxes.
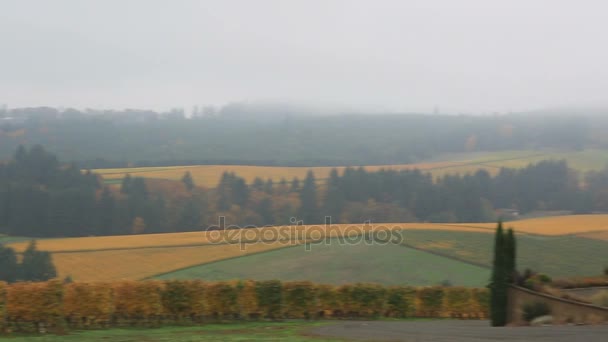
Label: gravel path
xmin=310 ymin=320 xmax=608 ymax=342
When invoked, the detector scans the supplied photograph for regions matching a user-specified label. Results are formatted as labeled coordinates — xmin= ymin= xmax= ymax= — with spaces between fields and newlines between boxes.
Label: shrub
xmin=161 ymin=280 xmax=205 ymax=323
xmin=204 ymin=281 xmax=238 ymax=320
xmin=282 ymin=281 xmax=316 ymax=319
xmin=443 ymin=287 xmax=472 ymax=318
xmin=349 ymin=283 xmax=386 ymax=318
xmin=236 ymin=280 xmax=259 ymax=319
xmin=255 ymin=280 xmax=282 ymax=319
xmin=385 ymin=286 xmax=415 ymax=318
xmin=415 ymin=287 xmax=444 ymax=317
xmin=522 ymin=302 xmax=551 ymax=322
xmin=112 ymin=281 xmax=163 ymax=326
xmin=5 ymin=280 xmax=64 ymax=333
xmin=63 ymin=282 xmax=113 ymax=328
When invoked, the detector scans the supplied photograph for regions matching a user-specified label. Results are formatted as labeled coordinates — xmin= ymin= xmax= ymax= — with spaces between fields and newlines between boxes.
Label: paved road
xmin=310 ymin=320 xmax=608 ymax=342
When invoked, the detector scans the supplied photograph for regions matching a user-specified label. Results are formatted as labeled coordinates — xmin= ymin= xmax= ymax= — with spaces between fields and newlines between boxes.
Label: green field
xmin=0 ymin=322 xmax=337 ymax=342
xmin=398 ymin=230 xmax=608 ymax=278
xmin=155 ymin=240 xmax=490 ymax=287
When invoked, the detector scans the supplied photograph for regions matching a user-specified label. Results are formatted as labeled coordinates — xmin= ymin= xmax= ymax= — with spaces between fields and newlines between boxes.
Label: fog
xmin=1 ymin=0 xmax=607 ymax=114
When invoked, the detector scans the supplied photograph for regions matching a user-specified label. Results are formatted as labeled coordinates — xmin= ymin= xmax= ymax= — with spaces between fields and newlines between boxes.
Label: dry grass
xmin=51 ymin=241 xmax=293 ymax=282
xmin=446 ymin=214 xmax=608 ymax=236
xmin=8 ymin=223 xmax=492 ymax=253
xmin=92 ymin=149 xmax=608 ymax=188
xmin=10 ymin=214 xmax=608 ymax=281
xmin=93 ymin=161 xmax=493 ymax=188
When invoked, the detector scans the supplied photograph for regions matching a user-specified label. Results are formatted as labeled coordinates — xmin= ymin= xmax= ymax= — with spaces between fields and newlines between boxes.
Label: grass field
xmin=92 ymin=149 xmax=608 ymax=187
xmin=398 ymin=229 xmax=608 ymax=278
xmin=0 ymin=322 xmax=338 ymax=342
xmin=155 ymin=240 xmax=491 ymax=287
xmin=42 ymin=242 xmax=296 ymax=282
xmin=6 ymin=215 xmax=608 ymax=283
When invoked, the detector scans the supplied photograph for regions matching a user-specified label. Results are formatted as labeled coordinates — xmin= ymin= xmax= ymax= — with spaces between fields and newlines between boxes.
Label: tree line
xmin=0 ymin=105 xmax=602 ymax=167
xmin=1 ymin=146 xmax=607 ymax=238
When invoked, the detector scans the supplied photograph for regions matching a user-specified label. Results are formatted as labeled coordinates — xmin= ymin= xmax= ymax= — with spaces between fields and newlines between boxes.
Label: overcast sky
xmin=1 ymin=0 xmax=607 ymax=113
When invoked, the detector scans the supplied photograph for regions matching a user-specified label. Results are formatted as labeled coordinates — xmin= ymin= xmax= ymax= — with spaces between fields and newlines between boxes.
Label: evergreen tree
xmin=20 ymin=240 xmax=57 ymax=282
xmin=323 ymin=168 xmax=345 ymax=222
xmin=0 ymin=245 xmax=18 ymax=282
xmin=299 ymin=171 xmax=320 ymax=224
xmin=505 ymin=228 xmax=516 ymax=283
xmin=490 ymin=221 xmax=508 ymax=326
xmin=181 ymin=171 xmax=195 ymax=191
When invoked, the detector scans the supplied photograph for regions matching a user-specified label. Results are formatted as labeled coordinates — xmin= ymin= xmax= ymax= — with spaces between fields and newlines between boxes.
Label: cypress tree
xmin=490 ymin=220 xmax=508 ymax=326
xmin=505 ymin=228 xmax=516 ymax=283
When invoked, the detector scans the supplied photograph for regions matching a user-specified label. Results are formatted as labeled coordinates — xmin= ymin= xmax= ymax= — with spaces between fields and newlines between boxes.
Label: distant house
xmin=496 ymin=208 xmax=520 ymax=219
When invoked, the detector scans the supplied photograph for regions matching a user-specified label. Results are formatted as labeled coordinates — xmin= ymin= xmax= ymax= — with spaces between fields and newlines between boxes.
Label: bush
xmin=236 ymin=280 xmax=259 ymax=320
xmin=385 ymin=286 xmax=415 ymax=318
xmin=522 ymin=302 xmax=551 ymax=322
xmin=415 ymin=287 xmax=444 ymax=317
xmin=112 ymin=281 xmax=164 ymax=326
xmin=255 ymin=280 xmax=282 ymax=319
xmin=63 ymin=282 xmax=113 ymax=328
xmin=282 ymin=281 xmax=316 ymax=319
xmin=443 ymin=287 xmax=472 ymax=318
xmin=161 ymin=280 xmax=205 ymax=323
xmin=204 ymin=282 xmax=238 ymax=320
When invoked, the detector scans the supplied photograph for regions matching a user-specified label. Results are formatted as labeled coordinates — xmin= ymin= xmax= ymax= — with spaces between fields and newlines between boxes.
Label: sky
xmin=1 ymin=0 xmax=607 ymax=114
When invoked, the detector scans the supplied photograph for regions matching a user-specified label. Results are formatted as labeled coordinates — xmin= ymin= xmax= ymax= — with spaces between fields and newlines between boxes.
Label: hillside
xmin=7 ymin=215 xmax=608 ymax=283
xmin=93 ymin=149 xmax=608 ymax=187
xmin=155 ymin=241 xmax=491 ymax=287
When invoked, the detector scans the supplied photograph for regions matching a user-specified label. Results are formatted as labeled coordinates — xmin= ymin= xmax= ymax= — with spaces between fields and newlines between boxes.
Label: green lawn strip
xmin=0 ymin=321 xmax=342 ymax=342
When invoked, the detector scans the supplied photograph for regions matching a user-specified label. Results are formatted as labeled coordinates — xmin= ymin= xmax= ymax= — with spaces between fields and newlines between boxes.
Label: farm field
xmin=155 ymin=240 xmax=491 ymax=287
xmin=6 ymin=223 xmax=491 ymax=253
xmin=6 ymin=215 xmax=608 ymax=283
xmin=397 ymin=229 xmax=608 ymax=278
xmin=447 ymin=214 xmax=608 ymax=236
xmin=92 ymin=149 xmax=608 ymax=187
xmin=37 ymin=241 xmax=294 ymax=282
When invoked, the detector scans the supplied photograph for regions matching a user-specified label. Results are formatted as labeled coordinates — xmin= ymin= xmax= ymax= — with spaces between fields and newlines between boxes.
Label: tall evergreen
xmin=299 ymin=171 xmax=320 ymax=224
xmin=504 ymin=228 xmax=517 ymax=283
xmin=323 ymin=168 xmax=345 ymax=222
xmin=490 ymin=221 xmax=508 ymax=326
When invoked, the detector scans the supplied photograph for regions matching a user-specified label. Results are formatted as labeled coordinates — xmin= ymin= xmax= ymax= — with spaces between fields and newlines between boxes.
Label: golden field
xmin=447 ymin=214 xmax=608 ymax=236
xmin=92 ymin=149 xmax=608 ymax=187
xmin=8 ymin=223 xmax=491 ymax=253
xmin=7 ymin=214 xmax=608 ymax=282
xmin=50 ymin=242 xmax=293 ymax=282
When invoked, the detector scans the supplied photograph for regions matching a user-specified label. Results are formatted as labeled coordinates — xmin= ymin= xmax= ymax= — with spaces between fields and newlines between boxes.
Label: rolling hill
xmin=6 ymin=215 xmax=608 ymax=284
xmin=92 ymin=149 xmax=608 ymax=188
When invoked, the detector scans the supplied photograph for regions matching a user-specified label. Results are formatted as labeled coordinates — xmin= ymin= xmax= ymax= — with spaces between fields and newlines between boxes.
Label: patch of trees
xmin=0 ymin=146 xmax=606 ymax=238
xmin=0 ymin=241 xmax=56 ymax=283
xmin=1 ymin=105 xmax=604 ymax=167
